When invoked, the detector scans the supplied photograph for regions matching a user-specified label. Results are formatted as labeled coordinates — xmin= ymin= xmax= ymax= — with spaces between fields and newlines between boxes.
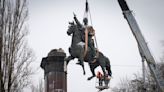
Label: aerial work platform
xmin=95 ymin=76 xmax=111 ymax=91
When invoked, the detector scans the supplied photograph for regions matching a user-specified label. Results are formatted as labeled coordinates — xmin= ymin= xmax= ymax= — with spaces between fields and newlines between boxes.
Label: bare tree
xmin=161 ymin=40 xmax=164 ymax=62
xmin=0 ymin=0 xmax=35 ymax=92
xmin=159 ymin=40 xmax=164 ymax=78
xmin=30 ymin=79 xmax=44 ymax=92
xmin=111 ymin=77 xmax=133 ymax=92
xmin=112 ymin=41 xmax=164 ymax=92
xmin=112 ymin=64 xmax=163 ymax=92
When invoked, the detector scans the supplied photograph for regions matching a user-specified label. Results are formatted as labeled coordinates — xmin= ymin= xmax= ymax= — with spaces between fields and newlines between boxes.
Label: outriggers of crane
xmin=117 ymin=0 xmax=164 ymax=92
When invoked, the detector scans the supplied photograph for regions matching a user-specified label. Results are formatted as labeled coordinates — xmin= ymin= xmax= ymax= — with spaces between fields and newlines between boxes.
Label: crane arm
xmin=117 ymin=0 xmax=164 ymax=91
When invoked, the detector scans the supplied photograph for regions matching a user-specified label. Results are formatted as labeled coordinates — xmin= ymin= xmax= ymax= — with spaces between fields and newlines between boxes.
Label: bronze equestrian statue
xmin=65 ymin=18 xmax=112 ymax=80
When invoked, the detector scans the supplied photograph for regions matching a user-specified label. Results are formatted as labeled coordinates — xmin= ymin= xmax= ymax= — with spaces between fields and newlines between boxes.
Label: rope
xmin=84 ymin=0 xmax=99 ymax=50
xmin=83 ymin=0 xmax=88 ymax=20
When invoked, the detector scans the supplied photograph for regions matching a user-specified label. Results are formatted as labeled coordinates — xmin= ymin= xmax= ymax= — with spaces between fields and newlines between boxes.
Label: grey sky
xmin=28 ymin=0 xmax=164 ymax=92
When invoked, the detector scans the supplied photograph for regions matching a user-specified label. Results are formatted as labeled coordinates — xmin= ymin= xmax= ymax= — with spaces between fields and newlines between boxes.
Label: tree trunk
xmin=0 ymin=0 xmax=34 ymax=92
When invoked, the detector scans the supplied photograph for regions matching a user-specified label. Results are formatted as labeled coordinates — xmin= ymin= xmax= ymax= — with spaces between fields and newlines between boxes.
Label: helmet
xmin=83 ymin=17 xmax=88 ymax=25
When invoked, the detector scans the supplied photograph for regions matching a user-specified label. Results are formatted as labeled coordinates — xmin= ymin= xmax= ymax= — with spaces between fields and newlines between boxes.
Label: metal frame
xmin=117 ymin=0 xmax=164 ymax=92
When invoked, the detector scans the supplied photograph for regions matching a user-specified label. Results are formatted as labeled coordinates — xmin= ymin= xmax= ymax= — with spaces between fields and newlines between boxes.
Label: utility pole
xmin=117 ymin=0 xmax=164 ymax=92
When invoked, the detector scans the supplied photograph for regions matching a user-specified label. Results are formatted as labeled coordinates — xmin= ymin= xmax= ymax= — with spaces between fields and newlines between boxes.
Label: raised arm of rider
xmin=73 ymin=15 xmax=82 ymax=28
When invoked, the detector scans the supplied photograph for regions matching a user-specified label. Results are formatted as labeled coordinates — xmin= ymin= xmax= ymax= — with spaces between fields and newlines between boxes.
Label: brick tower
xmin=41 ymin=48 xmax=67 ymax=92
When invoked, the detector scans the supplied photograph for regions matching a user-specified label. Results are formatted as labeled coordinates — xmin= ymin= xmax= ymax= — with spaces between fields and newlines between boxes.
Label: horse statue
xmin=65 ymin=21 xmax=112 ymax=80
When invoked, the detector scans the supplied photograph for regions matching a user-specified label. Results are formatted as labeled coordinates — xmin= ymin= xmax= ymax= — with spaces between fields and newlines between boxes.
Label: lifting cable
xmin=84 ymin=0 xmax=99 ymax=50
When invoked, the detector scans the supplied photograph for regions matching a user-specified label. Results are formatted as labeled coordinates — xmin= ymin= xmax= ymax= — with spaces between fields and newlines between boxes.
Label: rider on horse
xmin=73 ymin=14 xmax=97 ymax=64
xmin=66 ymin=15 xmax=112 ymax=78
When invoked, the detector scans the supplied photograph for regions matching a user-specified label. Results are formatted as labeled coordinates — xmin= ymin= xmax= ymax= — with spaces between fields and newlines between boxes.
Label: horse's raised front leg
xmin=78 ymin=58 xmax=85 ymax=75
xmin=82 ymin=63 xmax=86 ymax=75
xmin=65 ymin=56 xmax=74 ymax=65
xmin=77 ymin=60 xmax=85 ymax=75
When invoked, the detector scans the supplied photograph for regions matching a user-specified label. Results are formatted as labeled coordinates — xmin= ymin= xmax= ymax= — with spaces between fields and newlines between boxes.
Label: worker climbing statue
xmin=65 ymin=14 xmax=112 ymax=82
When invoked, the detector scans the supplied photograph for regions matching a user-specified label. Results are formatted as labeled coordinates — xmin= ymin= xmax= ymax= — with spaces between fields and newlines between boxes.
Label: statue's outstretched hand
xmin=73 ymin=12 xmax=76 ymax=18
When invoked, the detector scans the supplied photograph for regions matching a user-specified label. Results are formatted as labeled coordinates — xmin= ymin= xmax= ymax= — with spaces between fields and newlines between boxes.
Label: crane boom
xmin=117 ymin=0 xmax=164 ymax=92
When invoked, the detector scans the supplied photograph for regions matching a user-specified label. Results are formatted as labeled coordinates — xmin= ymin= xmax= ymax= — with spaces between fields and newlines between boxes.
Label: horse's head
xmin=67 ymin=21 xmax=76 ymax=36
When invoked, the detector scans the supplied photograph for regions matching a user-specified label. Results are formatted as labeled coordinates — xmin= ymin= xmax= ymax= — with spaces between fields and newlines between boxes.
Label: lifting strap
xmin=83 ymin=0 xmax=89 ymax=57
xmin=84 ymin=28 xmax=88 ymax=57
xmin=83 ymin=0 xmax=99 ymax=59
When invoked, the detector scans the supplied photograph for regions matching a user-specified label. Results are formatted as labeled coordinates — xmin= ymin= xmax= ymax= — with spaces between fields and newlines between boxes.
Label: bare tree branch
xmin=0 ymin=0 xmax=35 ymax=92
xmin=30 ymin=78 xmax=44 ymax=92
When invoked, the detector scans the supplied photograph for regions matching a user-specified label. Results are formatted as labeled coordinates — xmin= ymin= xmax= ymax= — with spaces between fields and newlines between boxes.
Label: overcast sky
xmin=27 ymin=0 xmax=164 ymax=92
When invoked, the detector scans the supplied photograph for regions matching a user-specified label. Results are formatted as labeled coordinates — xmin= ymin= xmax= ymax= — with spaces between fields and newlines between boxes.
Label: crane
xmin=117 ymin=0 xmax=164 ymax=92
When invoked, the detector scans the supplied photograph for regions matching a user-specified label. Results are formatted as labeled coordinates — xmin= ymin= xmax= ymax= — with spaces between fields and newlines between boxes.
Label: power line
xmin=111 ymin=65 xmax=141 ymax=67
xmin=67 ymin=62 xmax=141 ymax=67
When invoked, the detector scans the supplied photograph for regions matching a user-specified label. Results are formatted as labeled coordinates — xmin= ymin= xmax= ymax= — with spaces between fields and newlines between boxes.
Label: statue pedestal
xmin=41 ymin=49 xmax=67 ymax=92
